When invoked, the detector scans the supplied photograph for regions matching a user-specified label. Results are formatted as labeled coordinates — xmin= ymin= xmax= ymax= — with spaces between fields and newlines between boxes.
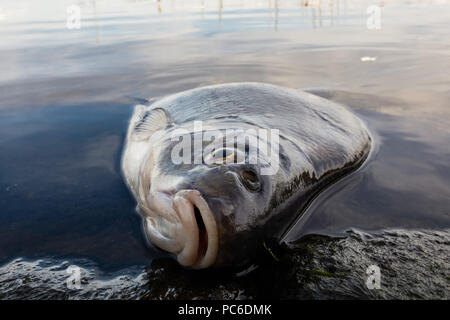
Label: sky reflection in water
xmin=0 ymin=0 xmax=449 ymax=269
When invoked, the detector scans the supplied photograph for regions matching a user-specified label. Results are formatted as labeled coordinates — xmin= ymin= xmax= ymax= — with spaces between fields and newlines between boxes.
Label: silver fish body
xmin=121 ymin=83 xmax=371 ymax=269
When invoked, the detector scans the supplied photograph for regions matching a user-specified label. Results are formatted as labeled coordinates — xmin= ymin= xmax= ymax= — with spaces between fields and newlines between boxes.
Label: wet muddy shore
xmin=144 ymin=229 xmax=449 ymax=300
xmin=1 ymin=229 xmax=448 ymax=300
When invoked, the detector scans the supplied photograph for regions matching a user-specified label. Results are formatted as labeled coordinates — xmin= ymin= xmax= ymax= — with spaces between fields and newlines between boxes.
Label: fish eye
xmin=211 ymin=148 xmax=235 ymax=164
xmin=241 ymin=169 xmax=260 ymax=191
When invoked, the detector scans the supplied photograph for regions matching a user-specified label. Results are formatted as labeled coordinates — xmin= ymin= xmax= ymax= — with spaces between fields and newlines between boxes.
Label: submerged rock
xmin=0 ymin=229 xmax=448 ymax=299
xmin=143 ymin=228 xmax=450 ymax=300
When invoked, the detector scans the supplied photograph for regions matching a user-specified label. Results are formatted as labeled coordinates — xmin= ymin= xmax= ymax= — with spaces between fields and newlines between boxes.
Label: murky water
xmin=0 ymin=0 xmax=449 ymax=298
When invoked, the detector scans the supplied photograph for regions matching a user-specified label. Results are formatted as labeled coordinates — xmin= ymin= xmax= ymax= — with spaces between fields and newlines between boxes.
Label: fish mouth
xmin=173 ymin=190 xmax=219 ymax=269
xmin=143 ymin=189 xmax=218 ymax=269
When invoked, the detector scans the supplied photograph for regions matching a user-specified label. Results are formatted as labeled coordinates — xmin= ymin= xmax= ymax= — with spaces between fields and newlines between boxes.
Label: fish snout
xmin=173 ymin=190 xmax=219 ymax=269
xmin=143 ymin=189 xmax=219 ymax=269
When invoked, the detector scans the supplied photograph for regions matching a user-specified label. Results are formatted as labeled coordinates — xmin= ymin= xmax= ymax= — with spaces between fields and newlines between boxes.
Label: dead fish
xmin=121 ymin=83 xmax=371 ymax=269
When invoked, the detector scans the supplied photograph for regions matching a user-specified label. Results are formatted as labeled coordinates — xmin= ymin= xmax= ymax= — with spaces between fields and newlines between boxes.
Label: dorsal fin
xmin=132 ymin=106 xmax=173 ymax=141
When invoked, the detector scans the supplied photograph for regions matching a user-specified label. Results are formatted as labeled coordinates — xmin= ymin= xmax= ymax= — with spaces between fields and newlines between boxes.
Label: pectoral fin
xmin=130 ymin=106 xmax=173 ymax=141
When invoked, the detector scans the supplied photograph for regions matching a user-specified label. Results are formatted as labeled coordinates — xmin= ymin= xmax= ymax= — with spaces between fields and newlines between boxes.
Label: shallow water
xmin=0 ymin=0 xmax=449 ymax=298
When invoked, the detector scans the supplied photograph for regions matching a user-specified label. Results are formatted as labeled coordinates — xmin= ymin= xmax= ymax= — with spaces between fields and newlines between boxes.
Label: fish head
xmin=136 ymin=124 xmax=280 ymax=269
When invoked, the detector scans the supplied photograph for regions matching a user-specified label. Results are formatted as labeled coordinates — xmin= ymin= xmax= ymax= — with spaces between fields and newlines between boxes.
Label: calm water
xmin=0 ymin=0 xmax=449 ymax=296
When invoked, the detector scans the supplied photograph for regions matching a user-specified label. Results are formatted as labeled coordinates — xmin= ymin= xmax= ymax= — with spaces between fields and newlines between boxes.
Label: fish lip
xmin=173 ymin=190 xmax=219 ymax=269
